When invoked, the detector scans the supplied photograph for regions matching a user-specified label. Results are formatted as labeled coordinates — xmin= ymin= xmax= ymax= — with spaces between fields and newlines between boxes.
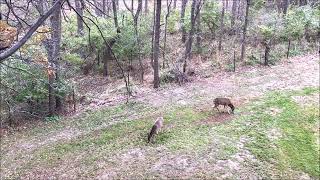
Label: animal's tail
xmin=228 ymin=103 xmax=235 ymax=113
xmin=148 ymin=125 xmax=157 ymax=143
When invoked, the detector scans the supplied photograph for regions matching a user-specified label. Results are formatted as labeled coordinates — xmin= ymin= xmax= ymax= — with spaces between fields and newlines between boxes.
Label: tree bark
xmin=240 ymin=0 xmax=250 ymax=62
xmin=153 ymin=0 xmax=161 ymax=88
xmin=112 ymin=0 xmax=120 ymax=32
xmin=264 ymin=43 xmax=270 ymax=66
xmin=75 ymin=0 xmax=84 ymax=35
xmin=231 ymin=0 xmax=238 ymax=30
xmin=180 ymin=0 xmax=188 ymax=43
xmin=151 ymin=0 xmax=156 ymax=67
xmin=299 ymin=0 xmax=307 ymax=6
xmin=163 ymin=0 xmax=173 ymax=68
xmin=218 ymin=0 xmax=225 ymax=51
xmin=183 ymin=0 xmax=199 ymax=73
xmin=173 ymin=0 xmax=177 ymax=8
xmin=144 ymin=0 xmax=148 ymax=13
xmin=286 ymin=39 xmax=291 ymax=58
xmin=102 ymin=0 xmax=106 ymax=14
xmin=94 ymin=0 xmax=102 ymax=16
xmin=48 ymin=0 xmax=62 ymax=115
xmin=134 ymin=0 xmax=144 ymax=82
xmin=283 ymin=0 xmax=289 ymax=14
xmin=35 ymin=0 xmax=45 ymax=15
xmin=196 ymin=8 xmax=201 ymax=53
xmin=0 ymin=0 xmax=65 ymax=61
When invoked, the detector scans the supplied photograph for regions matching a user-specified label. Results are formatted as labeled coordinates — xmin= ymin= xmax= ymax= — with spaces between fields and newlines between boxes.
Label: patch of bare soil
xmin=199 ymin=113 xmax=233 ymax=125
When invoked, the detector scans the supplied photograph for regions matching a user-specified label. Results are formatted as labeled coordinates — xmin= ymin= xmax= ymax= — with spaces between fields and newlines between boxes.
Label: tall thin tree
xmin=153 ymin=0 xmax=161 ymax=88
xmin=75 ymin=0 xmax=84 ymax=35
xmin=47 ymin=0 xmax=62 ymax=115
xmin=240 ymin=0 xmax=250 ymax=62
xmin=183 ymin=0 xmax=201 ymax=73
xmin=230 ymin=0 xmax=238 ymax=32
xmin=218 ymin=0 xmax=225 ymax=51
xmin=180 ymin=0 xmax=188 ymax=43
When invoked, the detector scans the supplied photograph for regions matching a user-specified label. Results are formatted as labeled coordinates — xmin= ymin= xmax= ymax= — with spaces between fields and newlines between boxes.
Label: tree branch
xmin=0 ymin=0 xmax=65 ymax=62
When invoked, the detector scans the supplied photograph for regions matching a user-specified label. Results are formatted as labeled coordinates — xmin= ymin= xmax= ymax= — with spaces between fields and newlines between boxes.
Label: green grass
xmin=213 ymin=87 xmax=320 ymax=178
xmin=2 ymin=87 xmax=319 ymax=179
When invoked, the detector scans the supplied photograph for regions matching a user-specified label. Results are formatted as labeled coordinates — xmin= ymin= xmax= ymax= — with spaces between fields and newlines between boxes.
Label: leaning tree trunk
xmin=180 ymin=0 xmax=188 ymax=43
xmin=153 ymin=0 xmax=161 ymax=88
xmin=75 ymin=0 xmax=84 ymax=35
xmin=240 ymin=0 xmax=250 ymax=62
xmin=48 ymin=0 xmax=62 ymax=115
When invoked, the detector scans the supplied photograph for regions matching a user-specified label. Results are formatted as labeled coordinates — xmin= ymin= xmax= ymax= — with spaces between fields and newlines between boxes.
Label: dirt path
xmin=132 ymin=54 xmax=319 ymax=108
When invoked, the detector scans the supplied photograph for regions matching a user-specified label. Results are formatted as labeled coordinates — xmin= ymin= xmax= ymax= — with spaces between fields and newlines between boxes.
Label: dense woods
xmin=0 ymin=0 xmax=319 ymax=126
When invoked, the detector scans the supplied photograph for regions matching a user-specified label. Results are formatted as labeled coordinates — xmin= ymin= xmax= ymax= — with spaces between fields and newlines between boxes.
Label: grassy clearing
xmin=1 ymin=87 xmax=319 ymax=179
xmin=212 ymin=87 xmax=320 ymax=178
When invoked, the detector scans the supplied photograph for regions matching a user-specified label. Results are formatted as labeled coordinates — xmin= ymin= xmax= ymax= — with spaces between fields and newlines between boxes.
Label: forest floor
xmin=1 ymin=54 xmax=319 ymax=179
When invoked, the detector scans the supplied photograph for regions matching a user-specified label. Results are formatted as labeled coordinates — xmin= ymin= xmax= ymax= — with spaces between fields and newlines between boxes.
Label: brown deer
xmin=148 ymin=117 xmax=163 ymax=143
xmin=213 ymin=98 xmax=235 ymax=114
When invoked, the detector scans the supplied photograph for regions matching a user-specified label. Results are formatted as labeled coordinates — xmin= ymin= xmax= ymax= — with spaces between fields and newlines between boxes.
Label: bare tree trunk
xmin=233 ymin=49 xmax=236 ymax=72
xmin=218 ymin=0 xmax=225 ymax=51
xmin=102 ymin=0 xmax=106 ymax=14
xmin=75 ymin=0 xmax=84 ymax=35
xmin=196 ymin=8 xmax=201 ymax=53
xmin=112 ymin=0 xmax=120 ymax=32
xmin=163 ymin=0 xmax=173 ymax=68
xmin=151 ymin=0 xmax=156 ymax=67
xmin=283 ymin=0 xmax=289 ymax=14
xmin=134 ymin=0 xmax=144 ymax=82
xmin=180 ymin=0 xmax=188 ymax=43
xmin=264 ymin=43 xmax=270 ymax=66
xmin=35 ymin=0 xmax=45 ymax=15
xmin=94 ymin=0 xmax=102 ymax=16
xmin=153 ymin=0 xmax=161 ymax=88
xmin=240 ymin=0 xmax=250 ymax=62
xmin=286 ymin=39 xmax=291 ymax=58
xmin=231 ymin=0 xmax=238 ymax=31
xmin=299 ymin=0 xmax=307 ymax=6
xmin=183 ymin=0 xmax=199 ymax=73
xmin=173 ymin=0 xmax=177 ymax=8
xmin=48 ymin=0 xmax=62 ymax=115
xmin=144 ymin=0 xmax=148 ymax=13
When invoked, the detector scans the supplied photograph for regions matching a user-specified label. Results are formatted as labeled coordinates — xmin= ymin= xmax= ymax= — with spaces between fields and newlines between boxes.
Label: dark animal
xmin=148 ymin=117 xmax=163 ymax=143
xmin=213 ymin=98 xmax=235 ymax=114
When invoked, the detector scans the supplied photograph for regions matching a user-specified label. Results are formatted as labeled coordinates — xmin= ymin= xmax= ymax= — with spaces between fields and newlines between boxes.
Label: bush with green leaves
xmin=61 ymin=13 xmax=152 ymax=74
xmin=0 ymin=57 xmax=72 ymax=124
xmin=201 ymin=1 xmax=220 ymax=38
xmin=167 ymin=9 xmax=180 ymax=34
xmin=282 ymin=5 xmax=319 ymax=42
